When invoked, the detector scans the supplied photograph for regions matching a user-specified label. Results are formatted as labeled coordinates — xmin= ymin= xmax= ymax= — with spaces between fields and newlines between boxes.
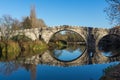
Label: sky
xmin=0 ymin=0 xmax=113 ymax=28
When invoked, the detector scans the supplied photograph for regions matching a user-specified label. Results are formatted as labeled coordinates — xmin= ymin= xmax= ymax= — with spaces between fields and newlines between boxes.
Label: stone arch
xmin=98 ymin=34 xmax=120 ymax=54
xmin=97 ymin=34 xmax=120 ymax=50
xmin=41 ymin=27 xmax=87 ymax=44
xmin=93 ymin=34 xmax=120 ymax=63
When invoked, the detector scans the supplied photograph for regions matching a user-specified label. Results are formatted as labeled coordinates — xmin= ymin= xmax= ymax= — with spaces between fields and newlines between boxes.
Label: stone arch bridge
xmin=1 ymin=25 xmax=118 ymax=48
xmin=41 ymin=25 xmax=110 ymax=45
xmin=1 ymin=25 xmax=120 ymax=65
xmin=0 ymin=25 xmax=110 ymax=45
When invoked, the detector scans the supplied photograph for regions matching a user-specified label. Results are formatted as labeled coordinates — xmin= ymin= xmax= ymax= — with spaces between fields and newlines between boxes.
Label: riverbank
xmin=0 ymin=40 xmax=48 ymax=61
xmin=100 ymin=64 xmax=120 ymax=80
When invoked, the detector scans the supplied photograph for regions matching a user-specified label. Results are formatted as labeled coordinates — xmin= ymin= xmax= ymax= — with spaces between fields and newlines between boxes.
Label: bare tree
xmin=37 ymin=19 xmax=47 ymax=28
xmin=0 ymin=15 xmax=14 ymax=40
xmin=30 ymin=5 xmax=37 ymax=28
xmin=105 ymin=0 xmax=120 ymax=25
xmin=30 ymin=5 xmax=47 ymax=28
xmin=21 ymin=16 xmax=32 ymax=29
xmin=11 ymin=19 xmax=21 ymax=30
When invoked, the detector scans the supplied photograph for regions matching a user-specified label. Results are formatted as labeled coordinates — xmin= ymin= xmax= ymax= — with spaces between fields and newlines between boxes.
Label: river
xmin=0 ymin=45 xmax=119 ymax=80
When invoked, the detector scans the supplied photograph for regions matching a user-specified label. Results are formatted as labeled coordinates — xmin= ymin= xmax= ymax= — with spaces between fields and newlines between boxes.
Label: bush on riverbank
xmin=32 ymin=40 xmax=48 ymax=54
xmin=0 ymin=41 xmax=20 ymax=60
xmin=11 ymin=35 xmax=32 ymax=42
xmin=48 ymin=40 xmax=67 ymax=49
xmin=0 ymin=40 xmax=48 ymax=60
xmin=20 ymin=40 xmax=48 ymax=56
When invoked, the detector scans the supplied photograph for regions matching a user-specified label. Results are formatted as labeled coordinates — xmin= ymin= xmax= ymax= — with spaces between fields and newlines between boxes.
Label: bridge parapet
xmin=110 ymin=27 xmax=120 ymax=35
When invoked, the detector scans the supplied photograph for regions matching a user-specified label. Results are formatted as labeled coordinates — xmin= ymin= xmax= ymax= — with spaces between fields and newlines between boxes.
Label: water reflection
xmin=101 ymin=52 xmax=113 ymax=57
xmin=0 ymin=41 xmax=120 ymax=80
xmin=0 ymin=61 xmax=119 ymax=80
xmin=51 ymin=45 xmax=86 ymax=62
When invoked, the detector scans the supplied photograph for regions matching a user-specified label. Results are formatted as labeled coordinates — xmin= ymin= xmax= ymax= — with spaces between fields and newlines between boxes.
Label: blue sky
xmin=0 ymin=0 xmax=113 ymax=28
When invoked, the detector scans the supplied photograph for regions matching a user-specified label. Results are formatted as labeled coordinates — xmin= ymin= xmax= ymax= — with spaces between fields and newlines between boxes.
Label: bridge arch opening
xmin=49 ymin=30 xmax=86 ymax=44
xmin=48 ymin=30 xmax=87 ymax=62
xmin=98 ymin=34 xmax=120 ymax=57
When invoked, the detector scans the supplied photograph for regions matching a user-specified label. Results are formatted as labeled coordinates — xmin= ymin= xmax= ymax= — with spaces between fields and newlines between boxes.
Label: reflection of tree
xmin=66 ymin=45 xmax=86 ymax=53
xmin=53 ymin=50 xmax=62 ymax=58
xmin=0 ymin=52 xmax=39 ymax=80
xmin=23 ymin=64 xmax=36 ymax=80
xmin=0 ymin=62 xmax=20 ymax=75
xmin=66 ymin=45 xmax=76 ymax=53
xmin=51 ymin=45 xmax=86 ymax=58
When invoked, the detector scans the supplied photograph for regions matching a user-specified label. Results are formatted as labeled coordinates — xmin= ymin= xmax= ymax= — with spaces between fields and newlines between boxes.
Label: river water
xmin=0 ymin=45 xmax=119 ymax=80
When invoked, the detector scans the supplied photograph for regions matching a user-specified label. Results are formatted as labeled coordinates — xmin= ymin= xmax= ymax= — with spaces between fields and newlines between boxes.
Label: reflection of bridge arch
xmin=23 ymin=50 xmax=89 ymax=66
xmin=41 ymin=26 xmax=87 ymax=44
xmin=49 ymin=46 xmax=87 ymax=62
xmin=20 ymin=50 xmax=120 ymax=66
